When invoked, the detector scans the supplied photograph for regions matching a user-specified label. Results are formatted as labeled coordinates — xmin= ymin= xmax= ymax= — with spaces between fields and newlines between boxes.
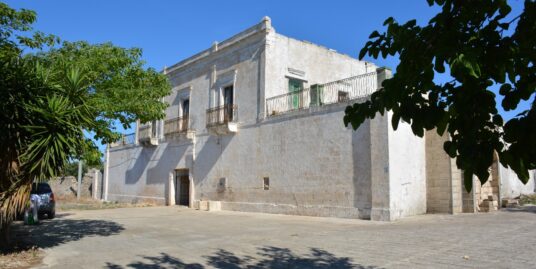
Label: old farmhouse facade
xmin=104 ymin=17 xmax=534 ymax=221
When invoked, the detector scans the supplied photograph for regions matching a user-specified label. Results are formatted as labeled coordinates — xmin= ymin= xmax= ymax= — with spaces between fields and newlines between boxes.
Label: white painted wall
xmin=499 ymin=166 xmax=535 ymax=199
xmin=107 ymin=141 xmax=193 ymax=204
xmin=265 ymin=30 xmax=376 ymax=99
xmin=387 ymin=114 xmax=427 ymax=219
xmin=107 ymin=17 xmax=381 ymax=219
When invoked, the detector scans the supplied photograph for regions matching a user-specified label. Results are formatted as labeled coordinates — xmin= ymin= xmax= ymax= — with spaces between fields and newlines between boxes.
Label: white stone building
xmin=104 ymin=17 xmax=534 ymax=221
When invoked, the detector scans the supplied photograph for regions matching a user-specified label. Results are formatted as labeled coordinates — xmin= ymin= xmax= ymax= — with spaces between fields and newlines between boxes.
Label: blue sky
xmin=6 ymin=0 xmax=529 ymax=153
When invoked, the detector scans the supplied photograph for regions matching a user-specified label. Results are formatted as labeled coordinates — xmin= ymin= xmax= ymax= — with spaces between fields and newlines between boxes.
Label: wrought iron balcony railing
xmin=110 ymin=133 xmax=136 ymax=148
xmin=138 ymin=125 xmax=152 ymax=142
xmin=164 ymin=116 xmax=189 ymax=135
xmin=266 ymin=72 xmax=378 ymax=116
xmin=206 ymin=104 xmax=237 ymax=127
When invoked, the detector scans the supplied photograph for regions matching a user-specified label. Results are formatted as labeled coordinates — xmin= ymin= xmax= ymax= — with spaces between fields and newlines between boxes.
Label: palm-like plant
xmin=0 ymin=3 xmax=171 ymax=249
xmin=0 ymin=56 xmax=94 ymax=248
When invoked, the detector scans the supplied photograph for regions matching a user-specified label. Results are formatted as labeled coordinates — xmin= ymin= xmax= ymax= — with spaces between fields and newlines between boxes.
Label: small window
xmin=219 ymin=177 xmax=227 ymax=188
xmin=263 ymin=177 xmax=269 ymax=190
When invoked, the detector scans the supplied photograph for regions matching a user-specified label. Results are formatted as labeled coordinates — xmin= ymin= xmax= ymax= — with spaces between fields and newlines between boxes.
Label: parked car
xmin=30 ymin=182 xmax=56 ymax=219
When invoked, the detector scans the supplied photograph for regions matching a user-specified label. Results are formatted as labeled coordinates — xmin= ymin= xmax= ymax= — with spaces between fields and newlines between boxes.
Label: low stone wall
xmin=47 ymin=169 xmax=103 ymax=200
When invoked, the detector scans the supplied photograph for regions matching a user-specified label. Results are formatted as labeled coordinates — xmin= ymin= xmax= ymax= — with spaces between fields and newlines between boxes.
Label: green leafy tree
xmin=344 ymin=0 xmax=535 ymax=191
xmin=0 ymin=3 xmax=170 ymax=248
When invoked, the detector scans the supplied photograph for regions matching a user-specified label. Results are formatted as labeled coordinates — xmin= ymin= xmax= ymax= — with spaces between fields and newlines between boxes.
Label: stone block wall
xmin=47 ymin=169 xmax=102 ymax=200
xmin=425 ymin=131 xmax=463 ymax=214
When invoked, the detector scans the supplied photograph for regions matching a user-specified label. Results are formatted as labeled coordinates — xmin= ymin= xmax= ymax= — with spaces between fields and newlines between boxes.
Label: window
xmin=263 ymin=177 xmax=270 ymax=190
xmin=288 ymin=78 xmax=303 ymax=109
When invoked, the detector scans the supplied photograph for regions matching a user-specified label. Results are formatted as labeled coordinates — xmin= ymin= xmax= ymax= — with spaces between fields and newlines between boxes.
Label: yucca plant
xmin=0 ymin=3 xmax=171 ymax=249
xmin=0 ymin=56 xmax=94 ymax=248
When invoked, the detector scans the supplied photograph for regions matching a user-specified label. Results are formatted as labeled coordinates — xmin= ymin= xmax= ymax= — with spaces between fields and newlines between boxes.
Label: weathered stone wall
xmin=47 ymin=169 xmax=102 ymax=200
xmin=107 ymin=141 xmax=193 ymax=205
xmin=107 ymin=17 xmax=381 ymax=218
xmin=194 ymin=106 xmax=372 ymax=219
xmin=425 ymin=131 xmax=463 ymax=214
xmin=106 ymin=17 xmax=534 ymax=221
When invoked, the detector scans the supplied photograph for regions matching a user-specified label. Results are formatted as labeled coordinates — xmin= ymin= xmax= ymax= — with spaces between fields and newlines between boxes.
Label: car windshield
xmin=31 ymin=183 xmax=52 ymax=194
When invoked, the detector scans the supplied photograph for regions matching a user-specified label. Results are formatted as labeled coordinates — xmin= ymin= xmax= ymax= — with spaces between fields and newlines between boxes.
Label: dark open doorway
xmin=175 ymin=169 xmax=190 ymax=206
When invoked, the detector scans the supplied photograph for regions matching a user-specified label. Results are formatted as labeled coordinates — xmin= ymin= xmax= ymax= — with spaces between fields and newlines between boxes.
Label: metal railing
xmin=265 ymin=89 xmax=311 ymax=116
xmin=164 ymin=116 xmax=189 ymax=135
xmin=110 ymin=133 xmax=136 ymax=148
xmin=206 ymin=104 xmax=237 ymax=127
xmin=138 ymin=125 xmax=152 ymax=142
xmin=266 ymin=72 xmax=378 ymax=116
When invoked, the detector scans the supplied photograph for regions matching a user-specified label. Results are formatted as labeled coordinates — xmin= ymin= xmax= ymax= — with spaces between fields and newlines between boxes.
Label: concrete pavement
xmin=12 ymin=206 xmax=536 ymax=268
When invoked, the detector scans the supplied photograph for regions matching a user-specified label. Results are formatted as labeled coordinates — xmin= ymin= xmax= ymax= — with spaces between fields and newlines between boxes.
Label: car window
xmin=31 ymin=183 xmax=52 ymax=194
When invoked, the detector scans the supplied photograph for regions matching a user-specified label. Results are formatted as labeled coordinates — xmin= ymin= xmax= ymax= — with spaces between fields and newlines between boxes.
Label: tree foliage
xmin=0 ymin=2 xmax=170 ymax=247
xmin=344 ymin=0 xmax=535 ymax=191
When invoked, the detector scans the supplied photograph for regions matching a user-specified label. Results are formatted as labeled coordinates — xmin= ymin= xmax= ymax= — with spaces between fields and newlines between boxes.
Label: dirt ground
xmin=0 ymin=244 xmax=43 ymax=269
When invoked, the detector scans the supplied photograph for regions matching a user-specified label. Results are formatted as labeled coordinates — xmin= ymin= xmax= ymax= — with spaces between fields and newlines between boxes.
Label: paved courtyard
xmin=13 ymin=206 xmax=536 ymax=269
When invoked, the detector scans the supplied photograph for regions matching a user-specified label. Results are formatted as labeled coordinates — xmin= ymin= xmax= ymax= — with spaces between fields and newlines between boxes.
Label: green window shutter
xmin=310 ymin=84 xmax=323 ymax=106
xmin=288 ymin=79 xmax=303 ymax=109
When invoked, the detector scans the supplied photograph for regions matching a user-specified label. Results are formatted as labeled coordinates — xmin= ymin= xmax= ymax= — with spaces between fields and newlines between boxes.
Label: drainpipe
xmin=103 ymin=144 xmax=110 ymax=201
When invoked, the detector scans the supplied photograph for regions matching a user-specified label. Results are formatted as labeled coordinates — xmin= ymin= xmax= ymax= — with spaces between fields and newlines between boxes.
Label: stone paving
xmin=13 ymin=206 xmax=536 ymax=268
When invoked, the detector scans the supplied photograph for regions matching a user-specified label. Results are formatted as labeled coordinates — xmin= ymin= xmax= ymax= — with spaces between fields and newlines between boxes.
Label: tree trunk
xmin=0 ymin=222 xmax=11 ymax=251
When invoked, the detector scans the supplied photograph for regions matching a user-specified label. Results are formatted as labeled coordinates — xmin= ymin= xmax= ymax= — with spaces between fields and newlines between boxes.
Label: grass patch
xmin=519 ymin=194 xmax=536 ymax=205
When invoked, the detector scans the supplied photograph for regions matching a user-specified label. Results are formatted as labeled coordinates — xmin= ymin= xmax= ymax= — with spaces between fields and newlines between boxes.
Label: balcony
xmin=138 ymin=124 xmax=159 ymax=146
xmin=266 ymin=72 xmax=378 ymax=116
xmin=109 ymin=133 xmax=136 ymax=148
xmin=164 ymin=116 xmax=195 ymax=140
xmin=206 ymin=104 xmax=238 ymax=134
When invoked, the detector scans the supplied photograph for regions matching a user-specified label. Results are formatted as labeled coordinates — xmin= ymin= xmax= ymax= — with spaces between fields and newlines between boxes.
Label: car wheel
xmin=48 ymin=210 xmax=55 ymax=219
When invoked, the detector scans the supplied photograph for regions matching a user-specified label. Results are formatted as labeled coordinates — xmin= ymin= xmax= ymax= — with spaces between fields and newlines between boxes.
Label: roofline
xmin=164 ymin=16 xmax=272 ymax=75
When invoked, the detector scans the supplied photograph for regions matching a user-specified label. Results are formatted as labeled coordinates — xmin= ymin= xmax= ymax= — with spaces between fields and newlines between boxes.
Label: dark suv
xmin=31 ymin=182 xmax=56 ymax=219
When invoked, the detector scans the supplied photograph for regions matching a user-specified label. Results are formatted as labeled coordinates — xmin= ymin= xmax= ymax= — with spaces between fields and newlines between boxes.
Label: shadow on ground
xmin=105 ymin=247 xmax=381 ymax=269
xmin=11 ymin=218 xmax=124 ymax=249
xmin=503 ymin=205 xmax=536 ymax=214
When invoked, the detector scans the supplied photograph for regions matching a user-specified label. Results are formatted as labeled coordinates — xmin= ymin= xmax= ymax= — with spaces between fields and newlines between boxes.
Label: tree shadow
xmin=11 ymin=218 xmax=124 ymax=249
xmin=105 ymin=247 xmax=381 ymax=269
xmin=105 ymin=253 xmax=203 ymax=269
xmin=503 ymin=205 xmax=536 ymax=214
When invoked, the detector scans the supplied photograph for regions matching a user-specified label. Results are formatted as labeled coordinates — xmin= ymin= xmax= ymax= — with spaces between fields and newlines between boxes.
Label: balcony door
xmin=288 ymin=78 xmax=303 ymax=110
xmin=223 ymin=85 xmax=234 ymax=122
xmin=182 ymin=99 xmax=189 ymax=131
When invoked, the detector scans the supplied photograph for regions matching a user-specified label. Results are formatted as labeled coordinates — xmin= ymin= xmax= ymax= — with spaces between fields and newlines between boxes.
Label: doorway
xmin=175 ymin=169 xmax=190 ymax=206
